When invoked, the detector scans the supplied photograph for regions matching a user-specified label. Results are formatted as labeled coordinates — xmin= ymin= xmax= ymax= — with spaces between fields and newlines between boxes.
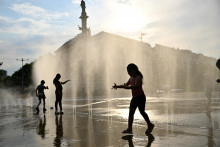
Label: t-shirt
xmin=53 ymin=78 xmax=62 ymax=91
xmin=37 ymin=85 xmax=47 ymax=94
xmin=129 ymin=76 xmax=144 ymax=97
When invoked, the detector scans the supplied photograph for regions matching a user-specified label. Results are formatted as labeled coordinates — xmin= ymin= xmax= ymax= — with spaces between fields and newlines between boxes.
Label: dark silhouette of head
xmin=127 ymin=63 xmax=143 ymax=79
xmin=41 ymin=80 xmax=45 ymax=85
xmin=216 ymin=59 xmax=220 ymax=70
xmin=56 ymin=74 xmax=61 ymax=80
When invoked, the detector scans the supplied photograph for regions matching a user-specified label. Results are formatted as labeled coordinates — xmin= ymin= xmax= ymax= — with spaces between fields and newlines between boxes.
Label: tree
xmin=0 ymin=62 xmax=34 ymax=88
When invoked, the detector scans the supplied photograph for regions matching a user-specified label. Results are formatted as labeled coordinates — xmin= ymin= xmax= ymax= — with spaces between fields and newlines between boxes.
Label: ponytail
xmin=137 ymin=70 xmax=143 ymax=79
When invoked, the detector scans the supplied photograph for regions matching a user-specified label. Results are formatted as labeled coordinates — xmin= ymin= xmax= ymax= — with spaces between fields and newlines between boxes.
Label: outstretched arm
xmin=61 ymin=80 xmax=70 ymax=85
xmin=112 ymin=77 xmax=142 ymax=90
xmin=112 ymin=79 xmax=130 ymax=90
xmin=44 ymin=86 xmax=49 ymax=89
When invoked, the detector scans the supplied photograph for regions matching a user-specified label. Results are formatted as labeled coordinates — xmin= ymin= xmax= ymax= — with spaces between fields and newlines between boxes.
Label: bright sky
xmin=0 ymin=0 xmax=220 ymax=75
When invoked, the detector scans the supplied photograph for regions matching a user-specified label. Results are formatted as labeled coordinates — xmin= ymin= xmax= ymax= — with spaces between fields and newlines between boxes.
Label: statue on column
xmin=81 ymin=0 xmax=86 ymax=12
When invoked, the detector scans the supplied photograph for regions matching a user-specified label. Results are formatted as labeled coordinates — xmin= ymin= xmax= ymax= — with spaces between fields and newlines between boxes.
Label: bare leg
xmin=43 ymin=98 xmax=45 ymax=109
xmin=138 ymin=106 xmax=154 ymax=134
xmin=59 ymin=92 xmax=63 ymax=113
xmin=128 ymin=108 xmax=136 ymax=131
xmin=140 ymin=109 xmax=154 ymax=134
xmin=55 ymin=101 xmax=58 ymax=111
xmin=37 ymin=98 xmax=41 ymax=108
xmin=55 ymin=91 xmax=59 ymax=112
xmin=139 ymin=109 xmax=152 ymax=126
xmin=58 ymin=100 xmax=62 ymax=111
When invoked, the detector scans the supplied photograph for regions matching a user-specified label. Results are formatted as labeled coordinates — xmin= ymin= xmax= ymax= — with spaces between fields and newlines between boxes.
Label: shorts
xmin=130 ymin=95 xmax=146 ymax=111
xmin=38 ymin=93 xmax=46 ymax=99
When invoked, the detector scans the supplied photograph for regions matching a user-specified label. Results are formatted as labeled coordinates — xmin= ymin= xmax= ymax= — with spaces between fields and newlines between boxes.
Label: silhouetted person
xmin=216 ymin=59 xmax=220 ymax=70
xmin=112 ymin=63 xmax=154 ymax=134
xmin=37 ymin=115 xmax=46 ymax=139
xmin=54 ymin=115 xmax=63 ymax=147
xmin=216 ymin=59 xmax=220 ymax=83
xmin=35 ymin=80 xmax=49 ymax=113
xmin=53 ymin=74 xmax=70 ymax=115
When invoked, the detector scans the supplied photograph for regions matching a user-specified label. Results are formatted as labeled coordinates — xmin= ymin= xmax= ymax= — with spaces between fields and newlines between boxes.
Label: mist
xmin=0 ymin=88 xmax=33 ymax=108
xmin=33 ymin=31 xmax=219 ymax=100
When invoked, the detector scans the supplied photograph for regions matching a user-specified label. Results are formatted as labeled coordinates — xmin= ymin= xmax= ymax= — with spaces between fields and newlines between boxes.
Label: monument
xmin=79 ymin=0 xmax=91 ymax=38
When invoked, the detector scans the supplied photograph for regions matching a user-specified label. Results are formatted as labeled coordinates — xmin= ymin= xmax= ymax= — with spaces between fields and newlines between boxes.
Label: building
xmin=33 ymin=0 xmax=219 ymax=98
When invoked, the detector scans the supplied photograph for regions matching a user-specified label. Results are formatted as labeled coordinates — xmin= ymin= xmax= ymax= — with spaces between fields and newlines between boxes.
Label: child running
xmin=35 ymin=80 xmax=49 ymax=113
xmin=112 ymin=63 xmax=154 ymax=134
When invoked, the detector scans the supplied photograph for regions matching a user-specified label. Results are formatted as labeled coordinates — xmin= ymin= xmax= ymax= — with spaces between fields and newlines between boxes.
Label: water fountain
xmin=33 ymin=0 xmax=219 ymax=102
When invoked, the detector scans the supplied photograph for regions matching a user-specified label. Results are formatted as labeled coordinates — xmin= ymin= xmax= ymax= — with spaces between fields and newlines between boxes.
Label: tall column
xmin=79 ymin=0 xmax=91 ymax=37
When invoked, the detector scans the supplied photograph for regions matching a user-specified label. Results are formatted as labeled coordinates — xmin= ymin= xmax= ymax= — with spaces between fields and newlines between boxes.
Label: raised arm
xmin=61 ymin=80 xmax=70 ymax=85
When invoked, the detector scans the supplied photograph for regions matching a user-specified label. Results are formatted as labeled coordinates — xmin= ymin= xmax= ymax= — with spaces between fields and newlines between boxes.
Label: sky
xmin=0 ymin=0 xmax=220 ymax=75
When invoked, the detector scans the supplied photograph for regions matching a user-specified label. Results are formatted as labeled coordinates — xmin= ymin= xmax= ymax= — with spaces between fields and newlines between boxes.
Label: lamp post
xmin=16 ymin=58 xmax=29 ymax=93
xmin=139 ymin=33 xmax=146 ymax=53
xmin=139 ymin=33 xmax=145 ymax=42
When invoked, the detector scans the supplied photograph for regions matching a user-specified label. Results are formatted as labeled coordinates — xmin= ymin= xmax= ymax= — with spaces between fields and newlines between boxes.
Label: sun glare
xmin=114 ymin=6 xmax=144 ymax=33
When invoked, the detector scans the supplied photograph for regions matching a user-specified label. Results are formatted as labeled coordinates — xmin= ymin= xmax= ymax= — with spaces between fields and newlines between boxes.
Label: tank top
xmin=129 ymin=76 xmax=144 ymax=97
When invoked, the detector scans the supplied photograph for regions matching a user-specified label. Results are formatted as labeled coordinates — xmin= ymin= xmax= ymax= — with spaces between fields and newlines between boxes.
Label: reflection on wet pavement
xmin=0 ymin=93 xmax=220 ymax=146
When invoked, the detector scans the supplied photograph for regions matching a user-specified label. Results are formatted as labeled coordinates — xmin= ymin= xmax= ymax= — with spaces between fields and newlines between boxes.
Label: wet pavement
xmin=0 ymin=92 xmax=220 ymax=146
